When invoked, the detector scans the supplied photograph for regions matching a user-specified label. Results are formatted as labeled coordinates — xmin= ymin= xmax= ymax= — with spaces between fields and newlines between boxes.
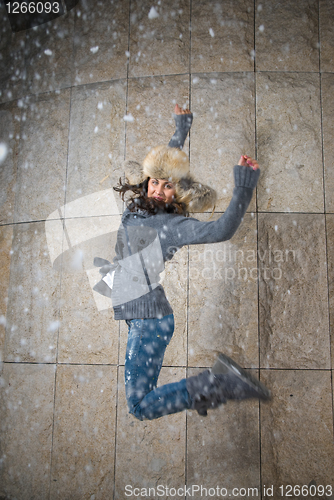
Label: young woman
xmin=94 ymin=104 xmax=270 ymax=421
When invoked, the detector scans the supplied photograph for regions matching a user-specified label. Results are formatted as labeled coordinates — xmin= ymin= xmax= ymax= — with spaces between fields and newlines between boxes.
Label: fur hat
xmin=124 ymin=145 xmax=217 ymax=212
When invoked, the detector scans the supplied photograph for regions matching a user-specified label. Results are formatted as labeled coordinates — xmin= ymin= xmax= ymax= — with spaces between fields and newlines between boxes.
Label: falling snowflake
xmin=123 ymin=114 xmax=135 ymax=122
xmin=0 ymin=143 xmax=8 ymax=164
xmin=148 ymin=6 xmax=159 ymax=19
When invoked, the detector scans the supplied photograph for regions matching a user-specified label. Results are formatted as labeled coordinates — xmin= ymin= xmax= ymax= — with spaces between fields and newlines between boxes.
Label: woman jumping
xmin=94 ymin=104 xmax=270 ymax=420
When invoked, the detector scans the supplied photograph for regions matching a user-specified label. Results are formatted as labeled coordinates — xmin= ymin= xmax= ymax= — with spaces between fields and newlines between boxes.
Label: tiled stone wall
xmin=0 ymin=0 xmax=333 ymax=499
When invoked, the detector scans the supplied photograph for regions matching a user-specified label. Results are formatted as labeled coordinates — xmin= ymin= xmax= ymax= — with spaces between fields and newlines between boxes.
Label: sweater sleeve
xmin=168 ymin=113 xmax=193 ymax=149
xmin=170 ymin=164 xmax=260 ymax=246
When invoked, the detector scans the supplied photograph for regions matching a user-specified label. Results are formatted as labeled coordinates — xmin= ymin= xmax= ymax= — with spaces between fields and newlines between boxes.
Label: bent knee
xmin=128 ymin=403 xmax=144 ymax=421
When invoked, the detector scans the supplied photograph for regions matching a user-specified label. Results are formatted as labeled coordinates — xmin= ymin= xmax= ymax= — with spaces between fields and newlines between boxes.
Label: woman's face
xmin=147 ymin=178 xmax=176 ymax=204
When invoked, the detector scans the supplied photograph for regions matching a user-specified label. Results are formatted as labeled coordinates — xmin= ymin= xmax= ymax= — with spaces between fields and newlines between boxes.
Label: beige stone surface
xmin=126 ymin=75 xmax=190 ymax=162
xmin=261 ymin=370 xmax=334 ymax=493
xmin=73 ymin=0 xmax=129 ymax=86
xmin=129 ymin=0 xmax=190 ymax=78
xmin=58 ymin=271 xmax=119 ymax=365
xmin=320 ymin=0 xmax=334 ymax=72
xmin=0 ymin=101 xmax=20 ymax=224
xmin=14 ymin=89 xmax=70 ymax=222
xmin=0 ymin=226 xmax=13 ymax=363
xmin=322 ymin=73 xmax=334 ymax=213
xmin=188 ymin=214 xmax=259 ymax=368
xmin=326 ymin=214 xmax=334 ymax=368
xmin=0 ymin=363 xmax=55 ymax=500
xmin=0 ymin=6 xmax=26 ymax=104
xmin=50 ymin=364 xmax=117 ymax=499
xmin=191 ymin=0 xmax=254 ymax=73
xmin=259 ymin=214 xmax=330 ymax=369
xmin=187 ymin=367 xmax=260 ymax=499
xmin=66 ymin=81 xmax=126 ymax=212
xmin=56 ymin=214 xmax=120 ymax=364
xmin=119 ymin=246 xmax=188 ymax=367
xmin=24 ymin=9 xmax=75 ymax=95
xmin=5 ymin=221 xmax=61 ymax=363
xmin=190 ymin=72 xmax=256 ymax=213
xmin=256 ymin=72 xmax=323 ymax=213
xmin=255 ymin=0 xmax=319 ymax=72
xmin=115 ymin=367 xmax=186 ymax=499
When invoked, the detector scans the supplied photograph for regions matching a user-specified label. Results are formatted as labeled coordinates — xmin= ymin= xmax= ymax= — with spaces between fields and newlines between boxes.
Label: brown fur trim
xmin=143 ymin=146 xmax=189 ymax=181
xmin=124 ymin=160 xmax=144 ymax=185
xmin=124 ymin=147 xmax=217 ymax=213
xmin=176 ymin=175 xmax=217 ymax=212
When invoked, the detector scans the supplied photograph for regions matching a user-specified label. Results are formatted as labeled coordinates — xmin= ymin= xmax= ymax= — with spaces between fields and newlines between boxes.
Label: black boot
xmin=186 ymin=352 xmax=271 ymax=416
xmin=186 ymin=369 xmax=227 ymax=416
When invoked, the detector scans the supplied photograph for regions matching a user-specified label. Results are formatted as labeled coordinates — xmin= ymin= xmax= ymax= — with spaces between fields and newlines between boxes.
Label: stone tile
xmin=326 ymin=214 xmax=334 ymax=368
xmin=129 ymin=0 xmax=190 ymax=78
xmin=259 ymin=214 xmax=330 ymax=369
xmin=190 ymin=72 xmax=256 ymax=213
xmin=50 ymin=364 xmax=117 ymax=499
xmin=322 ymin=73 xmax=334 ymax=213
xmin=126 ymin=75 xmax=190 ymax=162
xmin=0 ymin=5 xmax=26 ymax=104
xmin=119 ymin=246 xmax=188 ymax=367
xmin=0 ymin=225 xmax=12 ymax=363
xmin=255 ymin=0 xmax=319 ymax=72
xmin=66 ymin=81 xmax=126 ymax=213
xmin=187 ymin=367 xmax=260 ymax=499
xmin=0 ymin=100 xmax=21 ymax=224
xmin=5 ymin=221 xmax=61 ymax=363
xmin=256 ymin=72 xmax=323 ymax=213
xmin=320 ymin=0 xmax=334 ymax=72
xmin=0 ymin=363 xmax=55 ymax=500
xmin=14 ymin=89 xmax=70 ymax=223
xmin=115 ymin=367 xmax=186 ymax=499
xmin=24 ymin=9 xmax=75 ymax=95
xmin=191 ymin=0 xmax=254 ymax=73
xmin=58 ymin=217 xmax=119 ymax=364
xmin=188 ymin=214 xmax=259 ymax=368
xmin=261 ymin=370 xmax=334 ymax=493
xmin=73 ymin=0 xmax=129 ymax=86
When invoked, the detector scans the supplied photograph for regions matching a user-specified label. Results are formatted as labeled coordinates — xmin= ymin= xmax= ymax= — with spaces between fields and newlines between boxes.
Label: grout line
xmin=1 ymin=209 xmax=333 ymax=228
xmin=113 ymin=2 xmax=131 ymax=497
xmin=0 ymin=360 xmax=332 ymax=370
xmin=48 ymin=363 xmax=57 ymax=500
xmin=184 ymin=1 xmax=192 ymax=494
xmin=48 ymin=80 xmax=73 ymax=499
xmin=318 ymin=0 xmax=322 ymax=74
xmin=3 ymin=70 xmax=334 ymax=109
xmin=254 ymin=0 xmax=263 ymax=486
xmin=2 ymin=101 xmax=24 ymax=363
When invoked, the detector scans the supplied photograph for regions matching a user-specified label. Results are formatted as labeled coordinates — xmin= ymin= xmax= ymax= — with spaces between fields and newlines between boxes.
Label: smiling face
xmin=147 ymin=178 xmax=176 ymax=204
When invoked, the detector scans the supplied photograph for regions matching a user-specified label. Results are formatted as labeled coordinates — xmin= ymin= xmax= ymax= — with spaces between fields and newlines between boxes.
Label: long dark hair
xmin=113 ymin=177 xmax=189 ymax=216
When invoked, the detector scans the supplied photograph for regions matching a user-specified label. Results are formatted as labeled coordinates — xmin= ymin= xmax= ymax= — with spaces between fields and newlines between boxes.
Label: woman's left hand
xmin=238 ymin=155 xmax=259 ymax=170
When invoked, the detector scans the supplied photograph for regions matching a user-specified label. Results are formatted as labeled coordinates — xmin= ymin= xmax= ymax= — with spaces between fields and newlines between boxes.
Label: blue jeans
xmin=125 ymin=314 xmax=192 ymax=420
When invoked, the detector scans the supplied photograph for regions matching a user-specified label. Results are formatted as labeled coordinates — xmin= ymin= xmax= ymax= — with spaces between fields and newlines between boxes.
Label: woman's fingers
xmin=174 ymin=103 xmax=191 ymax=115
xmin=238 ymin=155 xmax=259 ymax=170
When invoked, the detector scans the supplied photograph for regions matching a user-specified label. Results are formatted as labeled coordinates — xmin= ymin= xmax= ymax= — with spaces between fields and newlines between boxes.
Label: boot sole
xmin=211 ymin=352 xmax=271 ymax=401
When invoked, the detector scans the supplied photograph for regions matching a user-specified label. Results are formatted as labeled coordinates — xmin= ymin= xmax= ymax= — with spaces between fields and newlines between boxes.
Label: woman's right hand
xmin=238 ymin=155 xmax=259 ymax=170
xmin=174 ymin=103 xmax=191 ymax=115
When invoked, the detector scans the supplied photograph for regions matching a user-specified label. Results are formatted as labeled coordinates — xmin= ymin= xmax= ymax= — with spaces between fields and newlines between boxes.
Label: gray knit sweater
xmin=94 ymin=114 xmax=260 ymax=320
